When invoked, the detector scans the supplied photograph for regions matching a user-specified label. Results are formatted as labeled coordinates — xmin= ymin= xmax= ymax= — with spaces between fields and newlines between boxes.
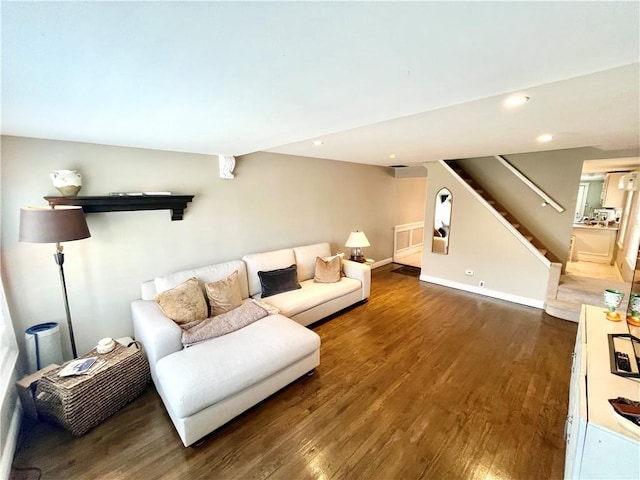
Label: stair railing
xmin=441 ymin=160 xmax=551 ymax=267
xmin=494 ymin=155 xmax=565 ymax=213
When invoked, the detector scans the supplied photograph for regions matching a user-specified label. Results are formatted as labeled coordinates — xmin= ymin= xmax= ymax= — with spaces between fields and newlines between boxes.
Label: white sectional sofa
xmin=132 ymin=242 xmax=370 ymax=446
xmin=242 ymin=242 xmax=370 ymax=326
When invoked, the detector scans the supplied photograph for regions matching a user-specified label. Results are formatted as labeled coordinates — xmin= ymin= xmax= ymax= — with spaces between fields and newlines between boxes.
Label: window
xmin=574 ymin=182 xmax=590 ymax=221
xmin=0 ymin=274 xmax=19 ymax=401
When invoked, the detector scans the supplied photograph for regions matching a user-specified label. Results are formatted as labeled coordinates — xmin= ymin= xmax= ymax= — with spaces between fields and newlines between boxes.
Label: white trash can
xmin=25 ymin=322 xmax=64 ymax=373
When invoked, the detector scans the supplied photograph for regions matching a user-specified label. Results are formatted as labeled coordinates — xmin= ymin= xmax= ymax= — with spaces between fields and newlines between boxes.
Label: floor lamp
xmin=19 ymin=206 xmax=91 ymax=358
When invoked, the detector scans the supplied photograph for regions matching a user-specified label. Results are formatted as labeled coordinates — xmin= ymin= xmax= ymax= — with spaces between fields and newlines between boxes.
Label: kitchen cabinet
xmin=564 ymin=305 xmax=640 ymax=479
xmin=601 ymin=173 xmax=626 ymax=208
xmin=572 ymin=225 xmax=618 ymax=263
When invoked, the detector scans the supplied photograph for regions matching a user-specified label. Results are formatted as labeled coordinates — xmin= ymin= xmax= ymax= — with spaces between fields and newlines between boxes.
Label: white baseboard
xmin=419 ymin=274 xmax=544 ymax=309
xmin=393 ymin=245 xmax=423 ymax=262
xmin=0 ymin=401 xmax=22 ymax=480
xmin=370 ymin=257 xmax=392 ymax=269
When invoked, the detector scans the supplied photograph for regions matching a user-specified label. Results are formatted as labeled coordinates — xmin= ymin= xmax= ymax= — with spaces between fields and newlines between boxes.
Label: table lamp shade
xmin=20 ymin=206 xmax=90 ymax=244
xmin=345 ymin=231 xmax=370 ymax=248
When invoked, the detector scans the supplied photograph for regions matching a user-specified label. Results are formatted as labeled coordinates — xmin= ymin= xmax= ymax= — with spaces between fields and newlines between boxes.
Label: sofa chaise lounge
xmin=132 ymin=242 xmax=370 ymax=446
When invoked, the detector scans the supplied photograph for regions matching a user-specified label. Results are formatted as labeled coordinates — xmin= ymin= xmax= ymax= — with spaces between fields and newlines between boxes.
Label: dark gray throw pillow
xmin=258 ymin=264 xmax=301 ymax=298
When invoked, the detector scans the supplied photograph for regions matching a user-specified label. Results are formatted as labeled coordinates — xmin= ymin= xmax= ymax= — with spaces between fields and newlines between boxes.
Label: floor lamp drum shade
xmin=19 ymin=206 xmax=90 ymax=243
xmin=19 ymin=205 xmax=90 ymax=358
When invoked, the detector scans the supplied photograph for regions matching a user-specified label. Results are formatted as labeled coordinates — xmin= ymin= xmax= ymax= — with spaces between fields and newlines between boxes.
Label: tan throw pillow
xmin=325 ymin=254 xmax=345 ymax=277
xmin=314 ymin=256 xmax=341 ymax=283
xmin=205 ymin=270 xmax=243 ymax=316
xmin=155 ymin=277 xmax=208 ymax=325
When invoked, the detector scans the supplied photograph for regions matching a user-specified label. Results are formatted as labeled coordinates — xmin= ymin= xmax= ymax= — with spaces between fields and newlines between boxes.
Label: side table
xmin=35 ymin=342 xmax=150 ymax=436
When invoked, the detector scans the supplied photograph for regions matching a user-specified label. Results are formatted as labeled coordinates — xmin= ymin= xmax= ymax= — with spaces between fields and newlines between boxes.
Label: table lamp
xmin=19 ymin=206 xmax=91 ymax=358
xmin=345 ymin=231 xmax=370 ymax=263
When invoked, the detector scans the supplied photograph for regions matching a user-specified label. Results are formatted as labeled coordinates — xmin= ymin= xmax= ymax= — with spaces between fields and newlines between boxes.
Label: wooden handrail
xmin=494 ymin=155 xmax=565 ymax=213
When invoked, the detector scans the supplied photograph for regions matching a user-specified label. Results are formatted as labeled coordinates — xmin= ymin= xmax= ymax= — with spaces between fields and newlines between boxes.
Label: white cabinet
xmin=601 ymin=173 xmax=626 ymax=208
xmin=565 ymin=320 xmax=587 ymax=478
xmin=565 ymin=305 xmax=640 ymax=479
xmin=572 ymin=226 xmax=618 ymax=264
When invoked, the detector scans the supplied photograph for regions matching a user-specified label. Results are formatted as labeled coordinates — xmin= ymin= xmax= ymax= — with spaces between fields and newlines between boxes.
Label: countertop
xmin=572 ymin=224 xmax=619 ymax=231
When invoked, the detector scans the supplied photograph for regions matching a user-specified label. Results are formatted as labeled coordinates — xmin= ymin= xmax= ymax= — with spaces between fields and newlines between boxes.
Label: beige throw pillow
xmin=205 ymin=270 xmax=243 ymax=316
xmin=325 ymin=254 xmax=345 ymax=276
xmin=155 ymin=277 xmax=208 ymax=325
xmin=314 ymin=256 xmax=342 ymax=283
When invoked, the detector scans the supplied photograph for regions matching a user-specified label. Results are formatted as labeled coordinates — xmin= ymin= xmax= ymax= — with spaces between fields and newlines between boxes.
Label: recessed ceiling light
xmin=389 ymin=154 xmax=397 ymax=159
xmin=536 ymin=134 xmax=554 ymax=143
xmin=312 ymin=140 xmax=323 ymax=146
xmin=504 ymin=94 xmax=530 ymax=108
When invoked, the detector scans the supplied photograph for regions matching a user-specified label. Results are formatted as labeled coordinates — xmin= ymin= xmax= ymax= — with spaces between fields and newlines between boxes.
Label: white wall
xmin=1 ymin=136 xmax=426 ymax=361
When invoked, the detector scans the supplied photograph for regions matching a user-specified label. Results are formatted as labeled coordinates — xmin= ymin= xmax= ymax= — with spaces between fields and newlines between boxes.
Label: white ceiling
xmin=2 ymin=1 xmax=639 ymax=167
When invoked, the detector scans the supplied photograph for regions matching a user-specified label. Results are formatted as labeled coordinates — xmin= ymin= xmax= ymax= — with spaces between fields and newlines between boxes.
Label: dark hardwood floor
xmin=11 ymin=264 xmax=577 ymax=480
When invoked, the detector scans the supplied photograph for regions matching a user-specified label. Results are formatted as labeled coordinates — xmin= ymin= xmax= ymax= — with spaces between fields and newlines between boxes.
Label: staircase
xmin=446 ymin=160 xmax=561 ymax=265
xmin=444 ymin=159 xmax=633 ymax=323
xmin=445 ymin=160 xmax=581 ymax=319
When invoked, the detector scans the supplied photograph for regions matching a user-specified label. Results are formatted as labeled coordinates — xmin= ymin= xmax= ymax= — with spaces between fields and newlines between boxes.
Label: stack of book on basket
xmin=58 ymin=357 xmax=106 ymax=377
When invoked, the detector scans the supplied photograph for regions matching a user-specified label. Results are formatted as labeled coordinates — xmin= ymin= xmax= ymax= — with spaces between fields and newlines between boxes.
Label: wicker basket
xmin=35 ymin=342 xmax=150 ymax=436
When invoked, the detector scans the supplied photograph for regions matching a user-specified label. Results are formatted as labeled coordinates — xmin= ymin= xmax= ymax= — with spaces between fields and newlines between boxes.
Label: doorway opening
xmin=568 ymin=158 xmax=638 ymax=285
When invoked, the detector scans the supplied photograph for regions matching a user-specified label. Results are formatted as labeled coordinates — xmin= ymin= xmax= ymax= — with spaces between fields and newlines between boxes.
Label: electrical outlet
xmin=479 ymin=281 xmax=485 ymax=287
xmin=465 ymin=270 xmax=474 ymax=276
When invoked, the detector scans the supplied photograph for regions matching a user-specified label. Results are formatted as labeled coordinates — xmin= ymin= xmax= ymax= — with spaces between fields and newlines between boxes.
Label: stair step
xmin=557 ymin=280 xmax=629 ymax=311
xmin=557 ymin=288 xmax=602 ymax=305
xmin=545 ymin=298 xmax=581 ymax=322
xmin=525 ymin=235 xmax=533 ymax=242
xmin=537 ymin=248 xmax=547 ymax=256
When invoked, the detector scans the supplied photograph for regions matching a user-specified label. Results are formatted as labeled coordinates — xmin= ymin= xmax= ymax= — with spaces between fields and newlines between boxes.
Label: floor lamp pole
xmin=54 ymin=250 xmax=78 ymax=359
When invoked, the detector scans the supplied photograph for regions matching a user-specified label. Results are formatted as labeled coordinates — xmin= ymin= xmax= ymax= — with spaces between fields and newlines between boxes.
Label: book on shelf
xmin=109 ymin=192 xmax=171 ymax=197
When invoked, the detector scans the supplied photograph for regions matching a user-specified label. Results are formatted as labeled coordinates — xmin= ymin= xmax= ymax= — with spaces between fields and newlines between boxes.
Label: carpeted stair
xmin=545 ymin=274 xmax=630 ymax=322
